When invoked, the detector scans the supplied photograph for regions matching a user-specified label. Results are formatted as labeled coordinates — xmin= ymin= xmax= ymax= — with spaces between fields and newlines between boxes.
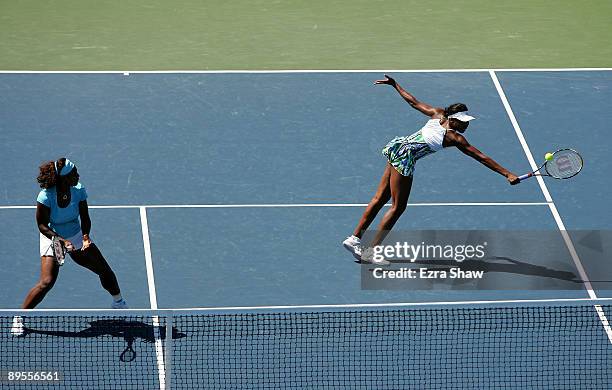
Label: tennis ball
xmin=544 ymin=152 xmax=554 ymax=161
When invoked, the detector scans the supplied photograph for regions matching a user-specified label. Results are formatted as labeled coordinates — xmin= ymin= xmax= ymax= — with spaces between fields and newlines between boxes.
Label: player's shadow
xmin=18 ymin=319 xmax=187 ymax=362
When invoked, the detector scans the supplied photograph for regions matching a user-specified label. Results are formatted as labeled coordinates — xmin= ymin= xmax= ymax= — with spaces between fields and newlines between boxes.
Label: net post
xmin=165 ymin=310 xmax=173 ymax=390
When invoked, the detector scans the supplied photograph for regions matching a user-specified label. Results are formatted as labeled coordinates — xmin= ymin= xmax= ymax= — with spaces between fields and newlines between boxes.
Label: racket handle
xmin=518 ymin=173 xmax=531 ymax=181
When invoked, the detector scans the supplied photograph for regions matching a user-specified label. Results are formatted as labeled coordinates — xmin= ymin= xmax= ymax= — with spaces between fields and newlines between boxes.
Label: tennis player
xmin=20 ymin=158 xmax=127 ymax=310
xmin=343 ymin=75 xmax=520 ymax=264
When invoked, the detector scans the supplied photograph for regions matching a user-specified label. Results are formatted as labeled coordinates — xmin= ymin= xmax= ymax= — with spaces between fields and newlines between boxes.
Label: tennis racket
xmin=51 ymin=236 xmax=67 ymax=266
xmin=518 ymin=149 xmax=583 ymax=182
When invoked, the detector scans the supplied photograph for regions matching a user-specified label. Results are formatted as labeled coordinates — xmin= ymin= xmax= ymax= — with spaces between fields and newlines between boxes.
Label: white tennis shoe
xmin=342 ymin=235 xmax=362 ymax=261
xmin=111 ymin=299 xmax=129 ymax=309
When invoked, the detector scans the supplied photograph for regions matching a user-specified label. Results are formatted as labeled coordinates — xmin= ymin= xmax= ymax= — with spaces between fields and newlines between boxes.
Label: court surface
xmin=1 ymin=69 xmax=611 ymax=308
xmin=1 ymin=69 xmax=611 ymax=388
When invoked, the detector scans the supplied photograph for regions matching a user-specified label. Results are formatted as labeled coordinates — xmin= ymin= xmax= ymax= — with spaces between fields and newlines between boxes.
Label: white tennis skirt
xmin=39 ymin=231 xmax=84 ymax=257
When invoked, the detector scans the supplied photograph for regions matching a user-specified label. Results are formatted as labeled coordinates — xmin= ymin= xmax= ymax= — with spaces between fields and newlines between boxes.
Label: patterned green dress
xmin=382 ymin=120 xmax=444 ymax=176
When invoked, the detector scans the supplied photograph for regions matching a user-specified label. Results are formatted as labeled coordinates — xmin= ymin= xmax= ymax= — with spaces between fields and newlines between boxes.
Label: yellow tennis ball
xmin=544 ymin=152 xmax=554 ymax=161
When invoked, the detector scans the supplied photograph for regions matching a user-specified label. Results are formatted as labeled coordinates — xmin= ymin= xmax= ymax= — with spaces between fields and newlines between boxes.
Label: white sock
xmin=112 ymin=294 xmax=123 ymax=302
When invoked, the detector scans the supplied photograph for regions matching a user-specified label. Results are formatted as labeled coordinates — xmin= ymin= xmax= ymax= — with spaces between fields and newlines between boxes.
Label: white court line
xmin=0 ymin=202 xmax=550 ymax=210
xmin=169 ymin=297 xmax=612 ymax=312
xmin=595 ymin=305 xmax=612 ymax=344
xmin=164 ymin=314 xmax=173 ymax=390
xmin=152 ymin=315 xmax=166 ymax=390
xmin=489 ymin=69 xmax=612 ymax=343
xmin=139 ymin=207 xmax=166 ymax=389
xmin=0 ymin=68 xmax=610 ymax=74
xmin=2 ymin=297 xmax=611 ymax=312
xmin=140 ymin=207 xmax=159 ymax=309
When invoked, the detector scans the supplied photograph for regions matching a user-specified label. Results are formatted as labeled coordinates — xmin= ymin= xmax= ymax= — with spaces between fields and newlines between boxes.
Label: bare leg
xmin=352 ymin=164 xmax=393 ymax=238
xmin=22 ymin=257 xmax=60 ymax=309
xmin=370 ymin=167 xmax=413 ymax=246
xmin=70 ymin=244 xmax=120 ymax=296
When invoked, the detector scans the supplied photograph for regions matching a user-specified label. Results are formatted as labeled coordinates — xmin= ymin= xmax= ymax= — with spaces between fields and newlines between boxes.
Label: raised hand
xmin=374 ymin=74 xmax=396 ymax=86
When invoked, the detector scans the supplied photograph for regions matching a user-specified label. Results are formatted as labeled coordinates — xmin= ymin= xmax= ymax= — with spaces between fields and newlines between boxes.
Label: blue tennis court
xmin=1 ymin=70 xmax=611 ymax=388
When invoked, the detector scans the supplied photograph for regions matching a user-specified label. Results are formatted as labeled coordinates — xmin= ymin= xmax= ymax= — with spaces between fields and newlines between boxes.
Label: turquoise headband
xmin=55 ymin=159 xmax=75 ymax=176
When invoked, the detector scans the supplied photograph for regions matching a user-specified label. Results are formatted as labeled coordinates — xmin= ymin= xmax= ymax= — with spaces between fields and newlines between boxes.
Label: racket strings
xmin=545 ymin=150 xmax=583 ymax=179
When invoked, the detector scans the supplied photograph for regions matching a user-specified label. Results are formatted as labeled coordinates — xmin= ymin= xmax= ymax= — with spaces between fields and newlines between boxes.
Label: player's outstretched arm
xmin=446 ymin=131 xmax=519 ymax=185
xmin=374 ymin=74 xmax=444 ymax=118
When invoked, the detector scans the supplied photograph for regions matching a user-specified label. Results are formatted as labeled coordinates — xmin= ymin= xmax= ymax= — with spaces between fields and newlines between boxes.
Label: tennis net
xmin=2 ymin=300 xmax=611 ymax=389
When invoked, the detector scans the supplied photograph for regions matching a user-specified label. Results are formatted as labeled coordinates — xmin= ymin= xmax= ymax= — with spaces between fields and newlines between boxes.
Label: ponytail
xmin=37 ymin=158 xmax=67 ymax=189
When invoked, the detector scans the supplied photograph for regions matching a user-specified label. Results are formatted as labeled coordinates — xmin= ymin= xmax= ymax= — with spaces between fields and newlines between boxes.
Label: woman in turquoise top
xmin=20 ymin=158 xmax=127 ymax=310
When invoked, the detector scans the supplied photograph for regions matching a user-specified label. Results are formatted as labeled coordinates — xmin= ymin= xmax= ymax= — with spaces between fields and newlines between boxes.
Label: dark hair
xmin=37 ymin=158 xmax=66 ymax=189
xmin=444 ymin=103 xmax=468 ymax=117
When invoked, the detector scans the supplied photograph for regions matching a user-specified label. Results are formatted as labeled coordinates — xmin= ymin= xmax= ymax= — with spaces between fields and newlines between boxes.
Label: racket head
xmin=120 ymin=346 xmax=136 ymax=362
xmin=544 ymin=149 xmax=583 ymax=179
xmin=51 ymin=236 xmax=66 ymax=265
